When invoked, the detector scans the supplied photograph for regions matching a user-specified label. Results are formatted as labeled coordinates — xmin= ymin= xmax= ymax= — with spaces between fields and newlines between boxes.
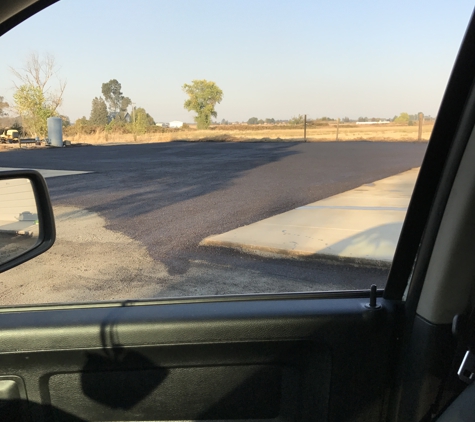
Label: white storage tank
xmin=47 ymin=117 xmax=63 ymax=147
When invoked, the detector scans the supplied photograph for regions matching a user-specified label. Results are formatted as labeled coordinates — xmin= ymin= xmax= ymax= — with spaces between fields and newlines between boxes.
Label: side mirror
xmin=0 ymin=170 xmax=55 ymax=273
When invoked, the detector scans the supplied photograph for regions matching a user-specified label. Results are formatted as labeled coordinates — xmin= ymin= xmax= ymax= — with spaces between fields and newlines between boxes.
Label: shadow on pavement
xmin=316 ymin=222 xmax=402 ymax=266
xmin=45 ymin=142 xmax=299 ymax=217
xmin=2 ymin=141 xmax=427 ymax=279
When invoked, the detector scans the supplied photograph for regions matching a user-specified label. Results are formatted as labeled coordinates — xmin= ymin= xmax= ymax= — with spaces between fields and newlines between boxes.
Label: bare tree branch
xmin=10 ymin=52 xmax=66 ymax=107
xmin=10 ymin=52 xmax=66 ymax=137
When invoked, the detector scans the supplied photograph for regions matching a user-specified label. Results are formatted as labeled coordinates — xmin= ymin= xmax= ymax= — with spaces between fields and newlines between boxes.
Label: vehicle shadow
xmin=4 ymin=141 xmax=426 ymax=279
xmin=46 ymin=142 xmax=301 ymax=276
xmin=46 ymin=142 xmax=300 ymax=220
xmin=80 ymin=304 xmax=168 ymax=410
xmin=313 ymin=222 xmax=403 ymax=266
xmin=0 ymin=302 xmax=171 ymax=421
xmin=51 ymin=302 xmax=169 ymax=421
xmin=152 ymin=223 xmax=401 ymax=296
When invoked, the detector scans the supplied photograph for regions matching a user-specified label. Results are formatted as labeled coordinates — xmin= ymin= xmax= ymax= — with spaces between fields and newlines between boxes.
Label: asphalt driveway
xmin=0 ymin=141 xmax=428 ymax=302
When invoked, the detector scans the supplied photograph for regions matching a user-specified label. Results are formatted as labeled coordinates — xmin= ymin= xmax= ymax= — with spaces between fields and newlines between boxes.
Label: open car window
xmin=2 ymin=4 xmax=475 ymax=422
xmin=0 ymin=0 xmax=473 ymax=306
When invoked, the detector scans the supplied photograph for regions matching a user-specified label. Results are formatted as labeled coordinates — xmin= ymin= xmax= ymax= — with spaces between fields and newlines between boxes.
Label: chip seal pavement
xmin=201 ymin=168 xmax=419 ymax=267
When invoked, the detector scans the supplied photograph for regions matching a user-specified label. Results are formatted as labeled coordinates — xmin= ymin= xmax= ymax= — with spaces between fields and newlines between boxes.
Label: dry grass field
xmin=66 ymin=122 xmax=434 ymax=145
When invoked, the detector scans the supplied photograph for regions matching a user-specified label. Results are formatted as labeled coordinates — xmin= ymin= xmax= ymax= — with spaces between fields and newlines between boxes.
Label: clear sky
xmin=0 ymin=0 xmax=473 ymax=123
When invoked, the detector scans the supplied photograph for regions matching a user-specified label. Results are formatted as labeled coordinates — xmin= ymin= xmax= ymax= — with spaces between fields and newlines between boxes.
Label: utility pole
xmin=418 ymin=112 xmax=423 ymax=141
xmin=336 ymin=118 xmax=340 ymax=141
xmin=304 ymin=114 xmax=307 ymax=142
xmin=131 ymin=102 xmax=136 ymax=124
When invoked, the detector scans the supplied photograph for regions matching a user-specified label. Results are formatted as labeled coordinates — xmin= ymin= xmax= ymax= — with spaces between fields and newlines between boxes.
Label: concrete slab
xmin=0 ymin=167 xmax=91 ymax=178
xmin=0 ymin=220 xmax=36 ymax=232
xmin=201 ymin=168 xmax=419 ymax=266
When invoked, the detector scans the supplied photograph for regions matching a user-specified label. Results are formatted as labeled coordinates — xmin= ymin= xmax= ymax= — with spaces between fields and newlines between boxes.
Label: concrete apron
xmin=201 ymin=168 xmax=419 ymax=267
xmin=0 ymin=167 xmax=91 ymax=178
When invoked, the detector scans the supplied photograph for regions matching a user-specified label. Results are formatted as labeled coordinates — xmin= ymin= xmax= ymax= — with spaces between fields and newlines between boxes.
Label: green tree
xmin=265 ymin=118 xmax=275 ymax=124
xmin=13 ymin=85 xmax=56 ymax=138
xmin=289 ymin=115 xmax=304 ymax=125
xmin=10 ymin=52 xmax=66 ymax=137
xmin=131 ymin=107 xmax=154 ymax=135
xmin=60 ymin=115 xmax=71 ymax=127
xmin=105 ymin=119 xmax=126 ymax=133
xmin=182 ymin=79 xmax=223 ymax=129
xmin=75 ymin=116 xmax=89 ymax=126
xmin=101 ymin=79 xmax=131 ymax=120
xmin=89 ymin=97 xmax=108 ymax=126
xmin=11 ymin=121 xmax=23 ymax=136
xmin=73 ymin=117 xmax=89 ymax=134
xmin=0 ymin=96 xmax=9 ymax=116
xmin=394 ymin=112 xmax=410 ymax=124
xmin=247 ymin=117 xmax=259 ymax=125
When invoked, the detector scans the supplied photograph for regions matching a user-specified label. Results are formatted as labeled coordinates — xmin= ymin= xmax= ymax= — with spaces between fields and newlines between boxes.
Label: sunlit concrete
xmin=201 ymin=168 xmax=419 ymax=266
xmin=0 ymin=167 xmax=91 ymax=178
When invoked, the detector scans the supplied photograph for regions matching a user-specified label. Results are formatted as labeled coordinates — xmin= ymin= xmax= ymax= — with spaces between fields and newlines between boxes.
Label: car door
xmin=1 ymin=2 xmax=475 ymax=422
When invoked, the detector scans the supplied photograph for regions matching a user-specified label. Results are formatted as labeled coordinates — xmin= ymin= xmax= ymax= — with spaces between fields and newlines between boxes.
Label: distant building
xmin=108 ymin=112 xmax=131 ymax=123
xmin=156 ymin=122 xmax=169 ymax=128
xmin=169 ymin=121 xmax=183 ymax=128
xmin=355 ymin=121 xmax=390 ymax=125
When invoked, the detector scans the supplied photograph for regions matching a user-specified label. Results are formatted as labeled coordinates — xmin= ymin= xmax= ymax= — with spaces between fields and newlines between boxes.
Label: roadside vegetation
xmin=8 ymin=53 xmax=66 ymax=139
xmin=63 ymin=121 xmax=434 ymax=145
xmin=182 ymin=79 xmax=223 ymax=129
xmin=0 ymin=53 xmax=435 ymax=145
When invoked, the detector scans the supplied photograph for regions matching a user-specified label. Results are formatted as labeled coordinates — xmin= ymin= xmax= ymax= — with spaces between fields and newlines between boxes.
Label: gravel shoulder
xmin=0 ymin=205 xmax=366 ymax=306
xmin=0 ymin=206 xmax=166 ymax=304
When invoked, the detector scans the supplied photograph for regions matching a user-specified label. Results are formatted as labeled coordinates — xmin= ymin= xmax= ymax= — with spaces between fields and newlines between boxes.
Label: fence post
xmin=336 ymin=118 xmax=340 ymax=141
xmin=304 ymin=114 xmax=307 ymax=142
xmin=418 ymin=112 xmax=424 ymax=141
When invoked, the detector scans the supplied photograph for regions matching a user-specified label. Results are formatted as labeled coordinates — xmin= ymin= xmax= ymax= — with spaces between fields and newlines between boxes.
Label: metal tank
xmin=47 ymin=117 xmax=63 ymax=147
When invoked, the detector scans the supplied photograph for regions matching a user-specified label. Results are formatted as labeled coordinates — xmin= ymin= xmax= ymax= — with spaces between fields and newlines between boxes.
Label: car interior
xmin=1 ymin=1 xmax=475 ymax=421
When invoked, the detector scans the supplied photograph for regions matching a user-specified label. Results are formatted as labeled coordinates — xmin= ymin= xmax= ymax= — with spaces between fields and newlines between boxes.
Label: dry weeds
xmin=65 ymin=123 xmax=433 ymax=145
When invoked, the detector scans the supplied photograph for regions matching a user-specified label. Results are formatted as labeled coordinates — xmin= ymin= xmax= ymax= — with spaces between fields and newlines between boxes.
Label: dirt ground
xmin=0 ymin=232 xmax=38 ymax=264
xmin=0 ymin=205 xmax=344 ymax=306
xmin=0 ymin=206 xmax=169 ymax=305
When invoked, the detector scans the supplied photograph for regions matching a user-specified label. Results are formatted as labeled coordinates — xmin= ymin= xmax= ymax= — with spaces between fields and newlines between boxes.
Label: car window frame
xmin=0 ymin=1 xmax=473 ymax=310
xmin=385 ymin=8 xmax=475 ymax=301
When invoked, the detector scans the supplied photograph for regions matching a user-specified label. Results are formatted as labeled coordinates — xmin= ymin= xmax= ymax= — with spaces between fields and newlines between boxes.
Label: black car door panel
xmin=0 ymin=295 xmax=398 ymax=421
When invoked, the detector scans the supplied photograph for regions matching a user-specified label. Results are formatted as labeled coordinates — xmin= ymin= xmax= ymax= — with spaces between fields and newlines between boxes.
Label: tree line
xmin=74 ymin=78 xmax=223 ymax=135
xmin=75 ymin=79 xmax=156 ymax=137
xmin=1 ymin=53 xmax=433 ymax=138
xmin=1 ymin=53 xmax=224 ymax=138
xmin=242 ymin=113 xmax=435 ymax=126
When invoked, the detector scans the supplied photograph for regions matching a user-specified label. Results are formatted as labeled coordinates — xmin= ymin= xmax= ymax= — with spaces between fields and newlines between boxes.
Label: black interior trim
xmin=0 ymin=288 xmax=385 ymax=313
xmin=0 ymin=170 xmax=56 ymax=274
xmin=387 ymin=316 xmax=459 ymax=422
xmin=0 ymin=0 xmax=59 ymax=36
xmin=385 ymin=7 xmax=475 ymax=300
xmin=402 ymin=79 xmax=475 ymax=320
xmin=387 ymin=87 xmax=475 ymax=416
xmin=0 ymin=296 xmax=400 ymax=421
xmin=0 ymin=297 xmax=397 ymax=352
